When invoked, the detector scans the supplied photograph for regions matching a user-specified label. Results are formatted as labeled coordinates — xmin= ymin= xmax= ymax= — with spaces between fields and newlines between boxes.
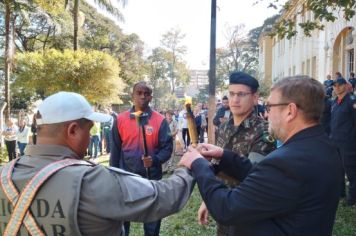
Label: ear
xmin=253 ymin=92 xmax=259 ymax=105
xmin=66 ymin=122 xmax=80 ymax=141
xmin=286 ymin=103 xmax=298 ymax=122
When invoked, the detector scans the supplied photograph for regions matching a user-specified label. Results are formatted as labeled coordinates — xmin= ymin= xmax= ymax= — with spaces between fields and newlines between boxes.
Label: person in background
xmin=17 ymin=119 xmax=30 ymax=156
xmin=201 ymin=103 xmax=208 ymax=140
xmin=162 ymin=110 xmax=178 ymax=173
xmin=348 ymin=72 xmax=356 ymax=93
xmin=110 ymin=81 xmax=173 ymax=236
xmin=101 ymin=108 xmax=114 ymax=154
xmin=213 ymin=96 xmax=231 ymax=127
xmin=89 ymin=121 xmax=100 ymax=160
xmin=2 ymin=118 xmax=18 ymax=161
xmin=324 ymin=74 xmax=334 ymax=98
xmin=31 ymin=114 xmax=37 ymax=144
xmin=178 ymin=106 xmax=190 ymax=151
xmin=330 ymin=77 xmax=356 ymax=206
xmin=255 ymin=98 xmax=266 ymax=119
xmin=194 ymin=106 xmax=203 ymax=142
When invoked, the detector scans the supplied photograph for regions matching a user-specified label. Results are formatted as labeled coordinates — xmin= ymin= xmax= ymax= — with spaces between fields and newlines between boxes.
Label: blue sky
xmin=89 ymin=0 xmax=281 ymax=69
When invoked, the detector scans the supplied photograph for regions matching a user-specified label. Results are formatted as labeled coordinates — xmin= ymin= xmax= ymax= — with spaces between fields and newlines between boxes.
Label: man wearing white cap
xmin=0 ymin=91 xmax=194 ymax=236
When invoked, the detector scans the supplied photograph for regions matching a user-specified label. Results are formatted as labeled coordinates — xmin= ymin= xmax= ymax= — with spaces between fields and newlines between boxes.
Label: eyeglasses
xmin=265 ymin=103 xmax=290 ymax=113
xmin=229 ymin=91 xmax=252 ymax=98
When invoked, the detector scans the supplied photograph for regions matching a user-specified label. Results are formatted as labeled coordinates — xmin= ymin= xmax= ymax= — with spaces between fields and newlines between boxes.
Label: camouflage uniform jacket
xmin=216 ymin=112 xmax=275 ymax=185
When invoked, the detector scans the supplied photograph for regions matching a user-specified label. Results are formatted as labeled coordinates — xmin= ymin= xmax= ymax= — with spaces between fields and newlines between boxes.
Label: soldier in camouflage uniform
xmin=198 ymin=71 xmax=276 ymax=236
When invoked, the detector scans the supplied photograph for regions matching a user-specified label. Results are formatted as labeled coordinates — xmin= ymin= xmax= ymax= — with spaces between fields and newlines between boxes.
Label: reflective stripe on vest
xmin=0 ymin=159 xmax=44 ymax=236
xmin=1 ymin=158 xmax=92 ymax=236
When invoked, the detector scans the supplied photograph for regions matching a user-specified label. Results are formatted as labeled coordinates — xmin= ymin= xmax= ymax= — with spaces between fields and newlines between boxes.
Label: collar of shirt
xmin=25 ymin=144 xmax=80 ymax=160
xmin=227 ymin=111 xmax=256 ymax=130
xmin=337 ymin=97 xmax=344 ymax=105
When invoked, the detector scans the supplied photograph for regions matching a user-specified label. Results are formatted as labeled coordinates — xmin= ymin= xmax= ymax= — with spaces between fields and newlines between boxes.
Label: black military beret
xmin=229 ymin=71 xmax=259 ymax=91
xmin=332 ymin=77 xmax=347 ymax=85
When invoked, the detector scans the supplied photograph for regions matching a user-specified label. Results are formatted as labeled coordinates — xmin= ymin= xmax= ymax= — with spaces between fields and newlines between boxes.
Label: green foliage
xmin=0 ymin=148 xmax=9 ymax=165
xmin=258 ymin=79 xmax=272 ymax=98
xmin=80 ymin=2 xmax=146 ymax=89
xmin=160 ymin=27 xmax=189 ymax=94
xmin=195 ymin=84 xmax=209 ymax=104
xmin=14 ymin=49 xmax=125 ymax=105
xmin=262 ymin=0 xmax=356 ymax=38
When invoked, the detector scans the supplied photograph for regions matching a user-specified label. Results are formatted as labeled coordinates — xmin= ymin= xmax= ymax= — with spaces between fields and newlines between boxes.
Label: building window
xmin=348 ymin=49 xmax=354 ymax=74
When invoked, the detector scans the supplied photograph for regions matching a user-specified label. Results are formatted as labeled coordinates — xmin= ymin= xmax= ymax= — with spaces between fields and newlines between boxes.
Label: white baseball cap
xmin=36 ymin=91 xmax=111 ymax=125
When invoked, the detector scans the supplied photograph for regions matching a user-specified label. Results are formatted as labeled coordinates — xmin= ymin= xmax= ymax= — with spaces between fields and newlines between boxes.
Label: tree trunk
xmin=171 ymin=57 xmax=176 ymax=94
xmin=73 ymin=0 xmax=79 ymax=50
xmin=4 ymin=2 xmax=12 ymax=120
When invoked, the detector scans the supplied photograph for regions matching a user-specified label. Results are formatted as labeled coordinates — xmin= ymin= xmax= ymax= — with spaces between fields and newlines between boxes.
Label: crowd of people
xmin=0 ymin=71 xmax=354 ymax=236
xmin=0 ymin=111 xmax=115 ymax=163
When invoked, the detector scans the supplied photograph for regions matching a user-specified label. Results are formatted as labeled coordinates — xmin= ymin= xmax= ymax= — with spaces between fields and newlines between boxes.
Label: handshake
xmin=179 ymin=143 xmax=224 ymax=169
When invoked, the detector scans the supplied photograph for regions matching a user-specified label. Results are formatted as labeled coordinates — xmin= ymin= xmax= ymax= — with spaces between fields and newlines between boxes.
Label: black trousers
xmin=124 ymin=220 xmax=161 ymax=236
xmin=5 ymin=140 xmax=17 ymax=161
xmin=182 ymin=128 xmax=190 ymax=149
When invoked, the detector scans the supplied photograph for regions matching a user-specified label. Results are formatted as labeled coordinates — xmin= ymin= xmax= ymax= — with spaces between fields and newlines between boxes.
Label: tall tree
xmin=68 ymin=0 xmax=126 ymax=50
xmin=3 ymin=0 xmax=13 ymax=119
xmin=146 ymin=47 xmax=170 ymax=109
xmin=160 ymin=27 xmax=187 ymax=94
xmin=215 ymin=24 xmax=258 ymax=91
xmin=1 ymin=0 xmax=65 ymax=118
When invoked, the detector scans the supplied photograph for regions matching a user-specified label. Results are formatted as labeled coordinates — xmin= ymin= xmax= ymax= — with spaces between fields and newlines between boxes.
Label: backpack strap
xmin=1 ymin=158 xmax=92 ymax=236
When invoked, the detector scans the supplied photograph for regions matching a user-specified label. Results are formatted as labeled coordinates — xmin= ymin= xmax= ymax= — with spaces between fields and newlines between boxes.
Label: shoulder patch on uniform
xmin=262 ymin=133 xmax=275 ymax=143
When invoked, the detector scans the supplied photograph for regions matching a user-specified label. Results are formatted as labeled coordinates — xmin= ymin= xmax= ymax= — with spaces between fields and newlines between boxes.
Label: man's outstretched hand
xmin=198 ymin=143 xmax=224 ymax=160
xmin=179 ymin=143 xmax=224 ymax=169
xmin=179 ymin=146 xmax=203 ymax=169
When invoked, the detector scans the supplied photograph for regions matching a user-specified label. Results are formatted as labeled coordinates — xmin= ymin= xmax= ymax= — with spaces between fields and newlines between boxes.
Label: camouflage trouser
xmin=216 ymin=223 xmax=229 ymax=236
xmin=215 ymin=178 xmax=238 ymax=236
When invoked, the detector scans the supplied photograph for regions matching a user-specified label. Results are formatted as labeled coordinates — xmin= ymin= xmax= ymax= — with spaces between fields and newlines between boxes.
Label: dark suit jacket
xmin=191 ymin=125 xmax=342 ymax=236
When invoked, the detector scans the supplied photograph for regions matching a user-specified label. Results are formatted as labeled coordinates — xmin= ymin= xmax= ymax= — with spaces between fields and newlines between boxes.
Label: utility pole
xmin=207 ymin=0 xmax=216 ymax=144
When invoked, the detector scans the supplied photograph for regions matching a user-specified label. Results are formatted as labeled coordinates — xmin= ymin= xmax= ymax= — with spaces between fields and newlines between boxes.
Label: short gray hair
xmin=271 ymin=76 xmax=325 ymax=122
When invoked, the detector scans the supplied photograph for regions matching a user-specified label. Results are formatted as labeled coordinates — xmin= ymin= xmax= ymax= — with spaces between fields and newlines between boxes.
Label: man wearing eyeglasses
xmin=180 ymin=76 xmax=342 ymax=236
xmin=330 ymin=77 xmax=356 ymax=207
xmin=197 ymin=71 xmax=275 ymax=236
xmin=110 ymin=81 xmax=173 ymax=236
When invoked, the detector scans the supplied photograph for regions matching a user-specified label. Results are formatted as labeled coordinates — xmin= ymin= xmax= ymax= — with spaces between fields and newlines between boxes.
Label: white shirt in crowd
xmin=178 ymin=109 xmax=188 ymax=129
xmin=2 ymin=124 xmax=18 ymax=141
xmin=17 ymin=126 xmax=30 ymax=143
